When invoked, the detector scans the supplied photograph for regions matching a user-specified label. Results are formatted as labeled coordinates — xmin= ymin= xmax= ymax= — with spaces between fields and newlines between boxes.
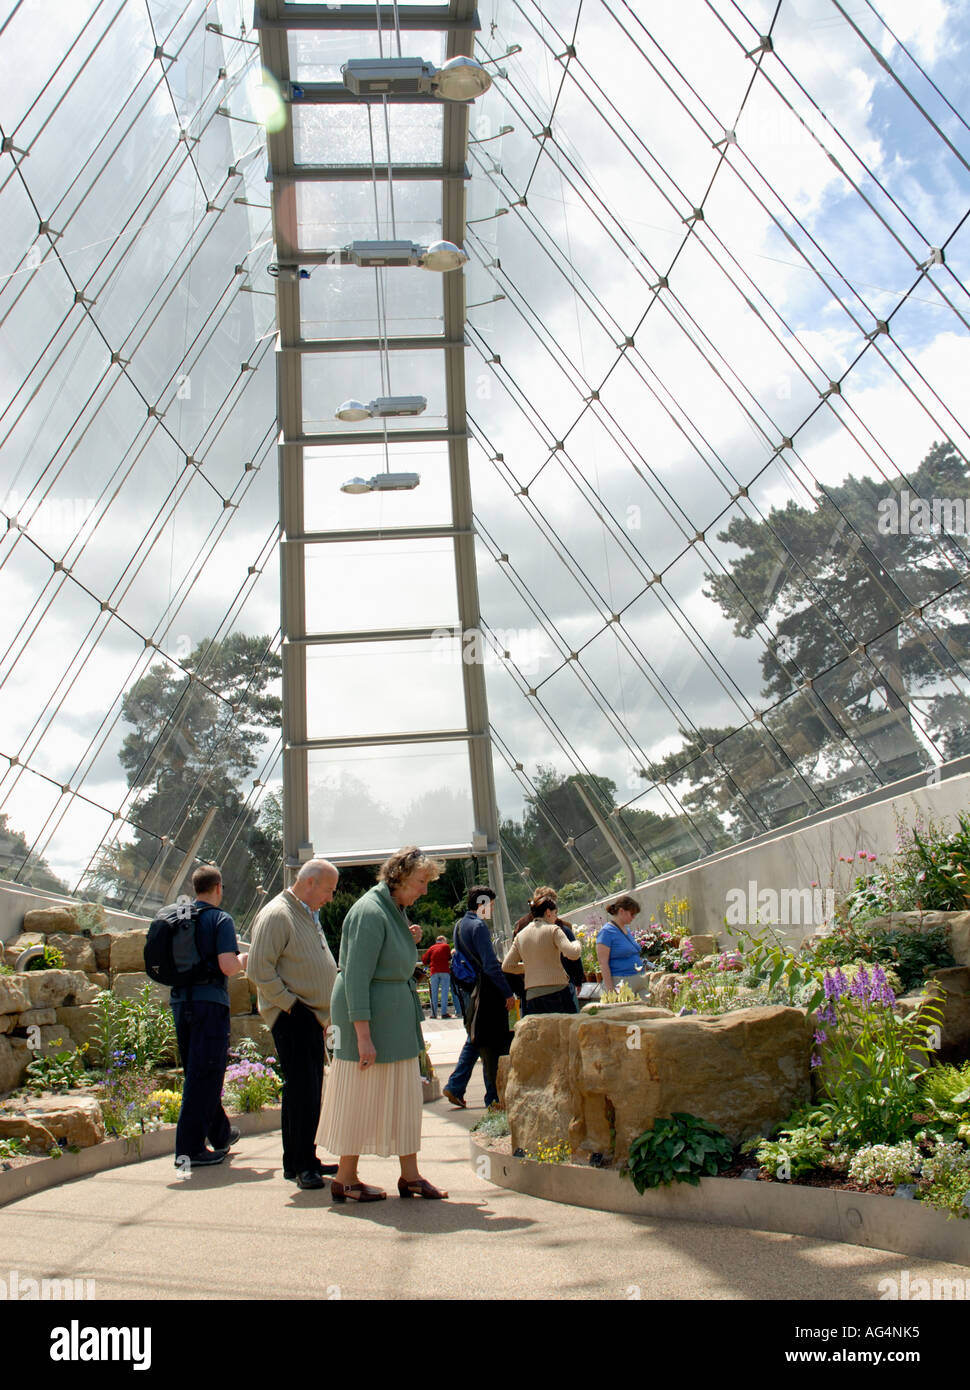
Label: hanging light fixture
xmin=341 ymin=56 xmax=492 ymax=101
xmin=335 ymin=396 xmax=427 ymax=421
xmin=340 ymin=472 xmax=421 ymax=494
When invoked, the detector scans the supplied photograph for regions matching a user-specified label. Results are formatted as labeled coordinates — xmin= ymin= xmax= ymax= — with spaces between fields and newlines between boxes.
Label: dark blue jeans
xmin=447 ymin=983 xmax=499 ymax=1106
xmin=172 ymin=1000 xmax=231 ymax=1158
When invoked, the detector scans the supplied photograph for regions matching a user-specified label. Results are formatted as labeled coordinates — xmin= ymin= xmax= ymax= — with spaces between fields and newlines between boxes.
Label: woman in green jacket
xmin=317 ymin=846 xmax=449 ymax=1203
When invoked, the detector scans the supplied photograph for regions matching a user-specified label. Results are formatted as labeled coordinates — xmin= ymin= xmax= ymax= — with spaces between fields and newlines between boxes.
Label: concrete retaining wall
xmin=570 ymin=764 xmax=970 ymax=947
xmin=470 ymin=1138 xmax=970 ymax=1267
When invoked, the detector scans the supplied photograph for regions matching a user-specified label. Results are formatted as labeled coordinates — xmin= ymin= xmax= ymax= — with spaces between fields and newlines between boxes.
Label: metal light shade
xmin=433 ymin=56 xmax=493 ymax=101
xmin=335 ymin=399 xmax=371 ymax=421
xmin=340 ymin=476 xmax=373 ymax=494
xmin=369 ymin=472 xmax=421 ymax=491
xmin=420 ymin=240 xmax=468 ymax=272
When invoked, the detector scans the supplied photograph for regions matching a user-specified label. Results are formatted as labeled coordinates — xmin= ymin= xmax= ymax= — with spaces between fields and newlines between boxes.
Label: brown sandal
xmin=397 ymin=1176 xmax=448 ymax=1199
xmin=331 ymin=1180 xmax=386 ymax=1203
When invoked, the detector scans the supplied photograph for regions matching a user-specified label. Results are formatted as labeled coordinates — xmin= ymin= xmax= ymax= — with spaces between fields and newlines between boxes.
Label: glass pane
xmin=296 ymin=178 xmax=442 ymax=250
xmin=304 ymin=441 xmax=452 ymax=529
xmin=0 ymin=764 xmax=65 ymax=889
xmin=308 ymin=741 xmax=474 ymax=854
xmin=302 ymin=346 xmax=447 ymax=434
xmin=299 ymin=261 xmax=444 ymax=338
xmin=304 ymin=536 xmax=459 ymax=632
xmin=293 ymin=104 xmax=443 ymax=165
xmin=307 ymin=635 xmax=466 ymax=739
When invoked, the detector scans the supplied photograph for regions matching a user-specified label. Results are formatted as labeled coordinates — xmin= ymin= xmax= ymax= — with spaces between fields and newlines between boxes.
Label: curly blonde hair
xmin=378 ymin=846 xmax=445 ymax=894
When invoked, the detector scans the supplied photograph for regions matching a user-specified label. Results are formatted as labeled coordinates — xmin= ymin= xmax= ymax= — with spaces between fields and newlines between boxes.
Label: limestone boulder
xmin=505 ymin=1005 xmax=813 ymax=1163
xmin=0 ymin=975 xmax=30 ymax=1017
xmin=0 ymin=1016 xmax=13 ymax=1035
xmin=0 ymin=1036 xmax=31 ymax=1093
xmin=30 ymin=1025 xmax=79 ymax=1058
xmin=109 ymin=929 xmax=148 ymax=975
xmin=0 ymin=1095 xmax=104 ymax=1149
xmin=54 ymin=1007 xmax=103 ymax=1063
xmin=40 ymin=933 xmax=96 ymax=974
xmin=16 ymin=1008 xmax=57 ymax=1028
xmin=22 ymin=970 xmax=99 ymax=1009
xmin=89 ymin=972 xmax=109 ymax=991
xmin=689 ymin=934 xmax=718 ymax=956
xmin=111 ymin=972 xmax=169 ymax=1007
xmin=646 ymin=972 xmax=684 ymax=1008
xmin=496 ymin=1054 xmax=510 ymax=1110
xmin=22 ymin=906 xmax=82 ymax=936
xmin=91 ymin=934 xmax=113 ymax=972
xmin=229 ymin=1016 xmax=274 ymax=1055
xmin=922 ymin=967 xmax=970 ymax=1059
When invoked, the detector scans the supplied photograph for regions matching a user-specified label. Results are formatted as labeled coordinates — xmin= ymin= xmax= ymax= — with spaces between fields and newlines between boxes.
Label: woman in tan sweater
xmin=501 ymin=896 xmax=582 ymax=1016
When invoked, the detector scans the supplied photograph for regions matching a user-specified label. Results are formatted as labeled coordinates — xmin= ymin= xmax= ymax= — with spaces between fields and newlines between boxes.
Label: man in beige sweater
xmin=248 ymin=859 xmax=339 ymax=1190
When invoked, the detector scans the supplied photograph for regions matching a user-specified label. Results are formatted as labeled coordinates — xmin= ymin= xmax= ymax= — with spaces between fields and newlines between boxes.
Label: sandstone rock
xmin=580 ymin=1003 xmax=674 ymax=1020
xmin=15 ymin=1008 xmax=57 ymax=1028
xmin=111 ymin=972 xmax=169 ymax=1007
xmin=109 ymin=929 xmax=148 ymax=975
xmin=505 ymin=1005 xmax=813 ymax=1163
xmin=22 ymin=970 xmax=99 ymax=1009
xmin=54 ymin=1007 xmax=103 ymax=1062
xmin=92 ymin=934 xmax=113 ymax=972
xmin=0 ymin=1016 xmax=12 ymax=1035
xmin=923 ymin=967 xmax=970 ymax=1059
xmin=646 ymin=972 xmax=684 ymax=1008
xmin=0 ymin=1036 xmax=31 ymax=1093
xmin=0 ymin=1095 xmax=104 ymax=1148
xmin=90 ymin=972 xmax=109 ymax=991
xmin=689 ymin=934 xmax=718 ymax=956
xmin=31 ymin=1025 xmax=79 ymax=1058
xmin=22 ymin=906 xmax=82 ymax=935
xmin=496 ymin=1055 xmax=510 ymax=1111
xmin=229 ymin=1016 xmax=274 ymax=1055
xmin=41 ymin=933 xmax=96 ymax=974
xmin=0 ymin=975 xmax=30 ymax=1016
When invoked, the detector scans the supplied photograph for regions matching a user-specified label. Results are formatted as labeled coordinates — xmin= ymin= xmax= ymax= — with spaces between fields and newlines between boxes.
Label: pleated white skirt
xmin=316 ymin=1056 xmax=423 ymax=1157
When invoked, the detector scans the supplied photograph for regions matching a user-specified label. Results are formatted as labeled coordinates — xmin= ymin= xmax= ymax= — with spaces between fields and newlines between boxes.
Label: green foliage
xmin=812 ymin=916 xmax=954 ymax=993
xmin=24 ymin=1041 xmax=89 ymax=1094
xmin=94 ymin=985 xmax=177 ymax=1070
xmin=748 ymin=1125 xmax=830 ymax=1180
xmin=0 ymin=1136 xmax=32 ymax=1159
xmin=222 ymin=1058 xmax=280 ymax=1113
xmin=97 ymin=1063 xmax=163 ymax=1142
xmin=471 ymin=1109 xmax=510 ymax=1139
xmin=814 ymin=969 xmax=943 ymax=1147
xmin=729 ymin=925 xmax=825 ymax=1011
xmin=921 ymin=1061 xmax=970 ymax=1111
xmin=622 ymin=1113 xmax=733 ymax=1192
xmin=919 ymin=1167 xmax=970 ymax=1219
xmin=904 ymin=812 xmax=970 ymax=911
xmin=24 ymin=942 xmax=66 ymax=971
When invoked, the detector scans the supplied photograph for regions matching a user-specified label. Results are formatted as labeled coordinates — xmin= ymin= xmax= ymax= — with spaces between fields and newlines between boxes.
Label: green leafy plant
xmin=622 ymin=1113 xmax=733 ymax=1191
xmin=746 ymin=1122 xmax=832 ymax=1181
xmin=809 ymin=917 xmax=953 ymax=993
xmin=730 ymin=926 xmax=825 ymax=1011
xmin=24 ymin=1041 xmax=89 ymax=1094
xmin=93 ymin=984 xmax=176 ymax=1070
xmin=920 ymin=1061 xmax=970 ymax=1113
xmin=222 ymin=1059 xmax=280 ymax=1113
xmin=96 ymin=1057 xmax=163 ymax=1144
xmin=24 ymin=942 xmax=65 ymax=971
xmin=471 ymin=1108 xmax=510 ymax=1139
xmin=0 ymin=1136 xmax=32 ymax=1159
xmin=814 ymin=964 xmax=942 ymax=1147
xmin=847 ymin=1141 xmax=921 ymax=1185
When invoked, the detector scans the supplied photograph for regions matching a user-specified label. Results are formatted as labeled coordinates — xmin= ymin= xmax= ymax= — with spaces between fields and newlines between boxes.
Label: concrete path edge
xmin=470 ymin=1137 xmax=970 ymax=1267
xmin=0 ymin=1106 xmax=283 ymax=1209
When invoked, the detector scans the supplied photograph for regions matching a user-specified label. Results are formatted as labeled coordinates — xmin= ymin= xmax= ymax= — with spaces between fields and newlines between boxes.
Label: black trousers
xmin=523 ymin=986 xmax=578 ymax=1016
xmin=271 ymin=1000 xmax=326 ymax=1173
xmin=172 ymin=1000 xmax=231 ymax=1159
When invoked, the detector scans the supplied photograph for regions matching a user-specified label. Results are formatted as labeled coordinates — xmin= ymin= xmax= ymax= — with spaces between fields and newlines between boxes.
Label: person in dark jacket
xmin=442 ymin=887 xmax=515 ymax=1110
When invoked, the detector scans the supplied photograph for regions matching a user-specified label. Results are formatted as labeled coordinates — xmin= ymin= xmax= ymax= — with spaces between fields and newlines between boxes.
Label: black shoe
xmin=178 ymin=1148 xmax=227 ymax=1168
xmin=296 ymin=1170 xmax=325 ymax=1190
xmin=224 ymin=1127 xmax=240 ymax=1148
xmin=284 ymin=1161 xmax=339 ymax=1180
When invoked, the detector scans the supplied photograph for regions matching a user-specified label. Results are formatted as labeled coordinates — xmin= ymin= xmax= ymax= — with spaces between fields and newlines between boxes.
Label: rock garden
xmin=475 ymin=814 xmax=970 ymax=1249
xmin=0 ymin=903 xmax=278 ymax=1179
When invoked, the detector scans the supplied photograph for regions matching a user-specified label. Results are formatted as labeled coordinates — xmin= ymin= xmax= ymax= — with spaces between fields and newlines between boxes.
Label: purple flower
xmin=810 ymin=1053 xmax=822 ymax=1068
xmin=813 ymin=1029 xmax=827 ymax=1045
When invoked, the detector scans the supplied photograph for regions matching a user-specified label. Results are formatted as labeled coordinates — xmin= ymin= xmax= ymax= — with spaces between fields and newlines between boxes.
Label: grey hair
xmin=295 ymin=858 xmax=337 ymax=885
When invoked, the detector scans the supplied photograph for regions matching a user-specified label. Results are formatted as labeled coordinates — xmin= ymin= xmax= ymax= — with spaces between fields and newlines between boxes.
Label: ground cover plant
xmin=622 ymin=1113 xmax=733 ymax=1191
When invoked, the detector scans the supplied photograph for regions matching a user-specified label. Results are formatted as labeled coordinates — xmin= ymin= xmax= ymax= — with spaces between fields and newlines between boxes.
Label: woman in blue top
xmin=596 ymin=896 xmax=648 ymax=995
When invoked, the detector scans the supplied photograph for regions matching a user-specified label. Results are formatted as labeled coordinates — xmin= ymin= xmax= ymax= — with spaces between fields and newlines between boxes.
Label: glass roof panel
xmin=308 ymin=741 xmax=474 ymax=856
xmin=299 ymin=261 xmax=444 ymax=338
xmin=301 ymin=346 xmax=447 ymax=433
xmin=307 ymin=635 xmax=466 ymax=739
xmin=293 ymin=103 xmax=444 ymax=165
xmin=304 ymin=440 xmax=452 ymax=528
xmin=288 ymin=30 xmax=447 ymax=82
xmin=304 ymin=535 xmax=459 ymax=632
xmin=295 ymin=178 xmax=443 ymax=249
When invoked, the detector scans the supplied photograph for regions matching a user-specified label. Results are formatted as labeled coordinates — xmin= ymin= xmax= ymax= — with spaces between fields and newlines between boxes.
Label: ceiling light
xmin=419 ymin=240 xmax=467 ymax=271
xmin=340 ymin=472 xmax=422 ymax=494
xmin=341 ymin=56 xmax=492 ymax=102
xmin=335 ymin=396 xmax=427 ymax=421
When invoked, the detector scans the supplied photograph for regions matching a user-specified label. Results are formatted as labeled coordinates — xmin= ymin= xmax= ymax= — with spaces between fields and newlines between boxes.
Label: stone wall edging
xmin=0 ymin=1106 xmax=282 ymax=1210
xmin=470 ymin=1137 xmax=970 ymax=1268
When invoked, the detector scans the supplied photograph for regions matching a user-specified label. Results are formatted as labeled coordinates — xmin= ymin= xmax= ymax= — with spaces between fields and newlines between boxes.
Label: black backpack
xmin=144 ymin=899 xmax=221 ymax=988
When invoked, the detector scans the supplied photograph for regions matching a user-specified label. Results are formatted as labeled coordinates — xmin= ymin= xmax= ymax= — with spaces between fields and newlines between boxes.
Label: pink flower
xmin=857 ymin=850 xmax=867 ymax=859
xmin=867 ymin=853 xmax=877 ymax=862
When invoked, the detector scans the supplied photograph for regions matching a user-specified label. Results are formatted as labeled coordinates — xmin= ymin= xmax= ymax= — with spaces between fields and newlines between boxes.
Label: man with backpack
xmin=166 ymin=864 xmax=247 ymax=1168
xmin=443 ymin=886 xmax=516 ymax=1111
